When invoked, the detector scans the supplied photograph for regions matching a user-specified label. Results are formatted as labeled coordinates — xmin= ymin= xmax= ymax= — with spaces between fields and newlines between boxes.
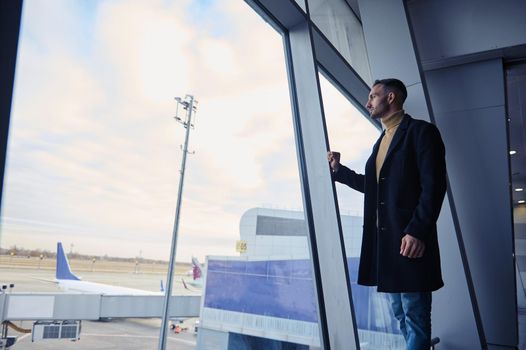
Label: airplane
xmin=182 ymin=257 xmax=204 ymax=290
xmin=54 ymin=242 xmax=162 ymax=295
xmin=51 ymin=242 xmax=199 ymax=327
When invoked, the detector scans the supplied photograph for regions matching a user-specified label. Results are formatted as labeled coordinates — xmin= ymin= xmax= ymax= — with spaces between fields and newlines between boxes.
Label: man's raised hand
xmin=327 ymin=151 xmax=341 ymax=172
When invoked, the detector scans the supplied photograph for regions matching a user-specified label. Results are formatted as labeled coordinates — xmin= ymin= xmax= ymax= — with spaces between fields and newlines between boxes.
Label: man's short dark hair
xmin=373 ymin=78 xmax=408 ymax=104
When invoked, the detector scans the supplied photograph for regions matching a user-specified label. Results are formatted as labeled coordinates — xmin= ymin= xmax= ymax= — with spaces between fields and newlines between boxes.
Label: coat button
xmin=380 ymin=201 xmax=385 ymax=205
xmin=380 ymin=177 xmax=386 ymax=181
xmin=380 ymin=227 xmax=386 ymax=231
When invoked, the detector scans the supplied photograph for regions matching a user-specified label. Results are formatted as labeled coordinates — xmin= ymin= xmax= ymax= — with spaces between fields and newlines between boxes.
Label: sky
xmin=0 ymin=0 xmax=379 ymax=262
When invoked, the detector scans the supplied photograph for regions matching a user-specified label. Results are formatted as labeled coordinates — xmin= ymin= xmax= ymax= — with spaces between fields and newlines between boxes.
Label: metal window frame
xmin=0 ymin=0 xmax=24 ymax=217
xmin=245 ymin=0 xmax=375 ymax=348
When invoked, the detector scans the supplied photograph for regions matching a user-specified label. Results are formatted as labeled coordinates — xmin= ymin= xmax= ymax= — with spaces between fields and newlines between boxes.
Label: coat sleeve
xmin=332 ymin=165 xmax=365 ymax=194
xmin=403 ymin=123 xmax=447 ymax=241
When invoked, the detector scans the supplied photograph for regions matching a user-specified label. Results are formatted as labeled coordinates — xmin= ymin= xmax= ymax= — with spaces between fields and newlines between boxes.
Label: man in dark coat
xmin=328 ymin=78 xmax=446 ymax=350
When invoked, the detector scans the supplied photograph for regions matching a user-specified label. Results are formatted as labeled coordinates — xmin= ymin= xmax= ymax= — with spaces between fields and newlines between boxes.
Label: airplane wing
xmin=30 ymin=276 xmax=58 ymax=284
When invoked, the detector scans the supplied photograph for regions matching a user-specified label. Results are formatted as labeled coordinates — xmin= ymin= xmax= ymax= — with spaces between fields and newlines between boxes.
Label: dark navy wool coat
xmin=333 ymin=115 xmax=446 ymax=292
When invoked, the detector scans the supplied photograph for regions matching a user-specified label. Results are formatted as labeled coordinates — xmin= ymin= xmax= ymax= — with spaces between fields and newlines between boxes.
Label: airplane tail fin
xmin=191 ymin=257 xmax=202 ymax=281
xmin=56 ymin=242 xmax=81 ymax=281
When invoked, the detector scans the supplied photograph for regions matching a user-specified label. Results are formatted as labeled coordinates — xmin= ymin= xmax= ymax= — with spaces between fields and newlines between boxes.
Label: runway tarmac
xmin=0 ymin=262 xmax=198 ymax=294
xmin=10 ymin=318 xmax=197 ymax=350
xmin=1 ymin=264 xmax=200 ymax=349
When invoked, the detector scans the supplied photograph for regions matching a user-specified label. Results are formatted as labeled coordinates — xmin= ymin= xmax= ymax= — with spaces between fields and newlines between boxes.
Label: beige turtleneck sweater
xmin=375 ymin=110 xmax=405 ymax=181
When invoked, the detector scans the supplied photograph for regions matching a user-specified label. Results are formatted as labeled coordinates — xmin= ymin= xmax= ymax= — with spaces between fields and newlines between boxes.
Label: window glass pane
xmin=309 ymin=0 xmax=372 ymax=85
xmin=2 ymin=1 xmax=320 ymax=349
xmin=193 ymin=15 xmax=321 ymax=350
xmin=320 ymin=74 xmax=406 ymax=349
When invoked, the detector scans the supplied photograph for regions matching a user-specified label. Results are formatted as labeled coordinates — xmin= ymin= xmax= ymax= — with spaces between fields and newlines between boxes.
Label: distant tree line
xmin=0 ymin=245 xmax=168 ymax=264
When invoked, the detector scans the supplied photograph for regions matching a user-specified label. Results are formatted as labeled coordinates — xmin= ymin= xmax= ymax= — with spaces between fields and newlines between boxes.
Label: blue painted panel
xmin=268 ymin=260 xmax=291 ymax=277
xmin=204 ymin=258 xmax=400 ymax=334
xmin=290 ymin=259 xmax=312 ymax=278
xmin=207 ymin=259 xmax=228 ymax=271
xmin=225 ymin=260 xmax=247 ymax=274
xmin=228 ymin=332 xmax=308 ymax=350
xmin=246 ymin=260 xmax=268 ymax=275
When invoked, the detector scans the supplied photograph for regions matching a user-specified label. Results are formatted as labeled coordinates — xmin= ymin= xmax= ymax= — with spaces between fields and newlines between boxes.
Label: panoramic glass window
xmin=1 ymin=1 xmax=321 ymax=349
xmin=309 ymin=0 xmax=372 ymax=85
xmin=320 ymin=74 xmax=406 ymax=349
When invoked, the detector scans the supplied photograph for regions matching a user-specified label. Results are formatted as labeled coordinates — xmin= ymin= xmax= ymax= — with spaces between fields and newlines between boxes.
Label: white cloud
xmin=2 ymin=0 xmax=378 ymax=262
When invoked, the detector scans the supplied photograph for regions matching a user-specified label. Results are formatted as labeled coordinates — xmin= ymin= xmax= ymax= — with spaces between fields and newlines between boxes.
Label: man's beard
xmin=369 ymin=101 xmax=388 ymax=119
xmin=369 ymin=108 xmax=383 ymax=119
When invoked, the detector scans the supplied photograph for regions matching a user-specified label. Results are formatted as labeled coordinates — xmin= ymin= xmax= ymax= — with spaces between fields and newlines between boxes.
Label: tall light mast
xmin=158 ymin=94 xmax=197 ymax=350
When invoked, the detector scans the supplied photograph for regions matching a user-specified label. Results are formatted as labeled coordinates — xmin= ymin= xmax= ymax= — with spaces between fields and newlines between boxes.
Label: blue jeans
xmin=388 ymin=292 xmax=432 ymax=350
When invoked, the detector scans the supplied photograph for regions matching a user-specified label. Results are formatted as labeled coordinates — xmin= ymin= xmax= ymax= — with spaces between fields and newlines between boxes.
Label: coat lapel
xmin=367 ymin=130 xmax=385 ymax=167
xmin=384 ymin=114 xmax=411 ymax=161
xmin=372 ymin=131 xmax=384 ymax=158
xmin=367 ymin=130 xmax=385 ymax=175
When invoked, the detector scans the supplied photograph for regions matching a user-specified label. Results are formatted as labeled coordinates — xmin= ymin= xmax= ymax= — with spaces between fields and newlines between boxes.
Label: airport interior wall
xmin=407 ymin=0 xmax=526 ymax=70
xmin=425 ymin=59 xmax=516 ymax=347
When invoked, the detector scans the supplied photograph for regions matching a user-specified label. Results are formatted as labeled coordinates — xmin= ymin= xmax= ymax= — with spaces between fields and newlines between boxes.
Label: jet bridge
xmin=0 ymin=293 xmax=201 ymax=321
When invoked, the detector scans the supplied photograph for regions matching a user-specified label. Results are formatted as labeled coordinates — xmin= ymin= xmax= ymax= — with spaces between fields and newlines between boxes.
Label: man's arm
xmin=403 ymin=124 xmax=447 ymax=241
xmin=328 ymin=151 xmax=365 ymax=193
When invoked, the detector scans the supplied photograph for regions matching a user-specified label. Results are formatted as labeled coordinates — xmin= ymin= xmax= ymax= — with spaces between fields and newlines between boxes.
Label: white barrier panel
xmin=1 ymin=293 xmax=201 ymax=321
xmin=7 ymin=295 xmax=54 ymax=319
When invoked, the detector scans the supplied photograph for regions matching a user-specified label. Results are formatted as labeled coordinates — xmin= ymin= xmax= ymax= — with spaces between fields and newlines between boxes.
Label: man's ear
xmin=387 ymin=92 xmax=395 ymax=104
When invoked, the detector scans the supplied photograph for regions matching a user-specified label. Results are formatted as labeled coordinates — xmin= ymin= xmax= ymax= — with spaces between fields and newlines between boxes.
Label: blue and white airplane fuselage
xmin=55 ymin=242 xmax=162 ymax=296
